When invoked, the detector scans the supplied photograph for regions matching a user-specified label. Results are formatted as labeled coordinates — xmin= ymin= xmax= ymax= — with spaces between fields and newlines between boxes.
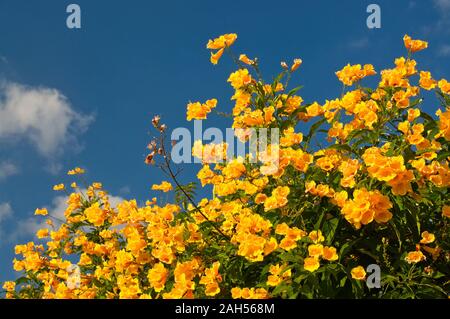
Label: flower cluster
xmin=3 ymin=34 xmax=449 ymax=299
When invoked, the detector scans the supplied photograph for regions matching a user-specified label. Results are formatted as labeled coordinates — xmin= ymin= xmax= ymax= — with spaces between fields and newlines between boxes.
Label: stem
xmin=160 ymin=135 xmax=230 ymax=240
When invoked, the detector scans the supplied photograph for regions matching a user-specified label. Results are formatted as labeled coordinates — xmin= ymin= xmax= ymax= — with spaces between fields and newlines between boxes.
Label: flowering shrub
xmin=2 ymin=34 xmax=450 ymax=299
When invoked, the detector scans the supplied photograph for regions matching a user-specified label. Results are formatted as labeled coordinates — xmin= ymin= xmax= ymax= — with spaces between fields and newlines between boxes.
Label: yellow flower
xmin=264 ymin=186 xmax=290 ymax=211
xmin=303 ymin=257 xmax=320 ymax=272
xmin=84 ymin=202 xmax=107 ymax=227
xmin=267 ymin=264 xmax=291 ymax=287
xmin=239 ymin=54 xmax=255 ymax=65
xmin=231 ymin=287 xmax=242 ymax=299
xmin=36 ymin=229 xmax=49 ymax=239
xmin=67 ymin=167 xmax=85 ymax=175
xmin=419 ymin=71 xmax=436 ymax=90
xmin=351 ymin=266 xmax=366 ymax=280
xmin=210 ymin=48 xmax=224 ymax=65
xmin=186 ymin=99 xmax=217 ymax=121
xmin=199 ymin=262 xmax=222 ymax=296
xmin=408 ymin=108 xmax=420 ymax=122
xmin=308 ymin=244 xmax=324 ymax=258
xmin=438 ymin=79 xmax=450 ymax=94
xmin=148 ymin=263 xmax=169 ymax=292
xmin=151 ymin=181 xmax=173 ymax=193
xmin=336 ymin=64 xmax=376 ymax=86
xmin=34 ymin=208 xmax=48 ymax=216
xmin=405 ymin=250 xmax=426 ymax=264
xmin=443 ymin=205 xmax=450 ymax=218
xmin=419 ymin=231 xmax=435 ymax=244
xmin=53 ymin=184 xmax=65 ymax=191
xmin=2 ymin=281 xmax=15 ymax=292
xmin=206 ymin=33 xmax=236 ymax=65
xmin=230 ymin=287 xmax=269 ymax=299
xmin=92 ymin=182 xmax=102 ymax=189
xmin=290 ymin=58 xmax=302 ymax=72
xmin=206 ymin=33 xmax=237 ymax=49
xmin=308 ymin=230 xmax=325 ymax=243
xmin=403 ymin=34 xmax=428 ymax=53
xmin=322 ymin=246 xmax=338 ymax=261
xmin=228 ymin=69 xmax=252 ymax=90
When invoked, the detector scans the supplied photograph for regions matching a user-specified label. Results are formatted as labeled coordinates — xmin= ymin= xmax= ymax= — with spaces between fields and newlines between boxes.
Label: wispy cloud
xmin=434 ymin=0 xmax=450 ymax=11
xmin=0 ymin=202 xmax=12 ymax=223
xmin=0 ymin=161 xmax=19 ymax=181
xmin=348 ymin=37 xmax=370 ymax=49
xmin=0 ymin=81 xmax=94 ymax=157
xmin=433 ymin=0 xmax=450 ymax=30
xmin=437 ymin=44 xmax=450 ymax=56
xmin=408 ymin=1 xmax=417 ymax=9
xmin=0 ymin=202 xmax=13 ymax=243
xmin=119 ymin=185 xmax=131 ymax=195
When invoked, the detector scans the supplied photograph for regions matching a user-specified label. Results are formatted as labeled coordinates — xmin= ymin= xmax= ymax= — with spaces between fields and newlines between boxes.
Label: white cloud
xmin=45 ymin=162 xmax=64 ymax=176
xmin=408 ymin=1 xmax=417 ymax=9
xmin=0 ymin=161 xmax=19 ymax=181
xmin=0 ymin=202 xmax=13 ymax=243
xmin=434 ymin=0 xmax=450 ymax=11
xmin=0 ymin=81 xmax=94 ymax=157
xmin=118 ymin=185 xmax=131 ymax=195
xmin=349 ymin=37 xmax=369 ymax=49
xmin=0 ymin=202 xmax=13 ymax=223
xmin=438 ymin=44 xmax=450 ymax=56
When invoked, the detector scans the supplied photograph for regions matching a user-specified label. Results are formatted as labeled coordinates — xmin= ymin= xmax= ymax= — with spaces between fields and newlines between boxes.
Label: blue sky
xmin=0 ymin=0 xmax=449 ymax=283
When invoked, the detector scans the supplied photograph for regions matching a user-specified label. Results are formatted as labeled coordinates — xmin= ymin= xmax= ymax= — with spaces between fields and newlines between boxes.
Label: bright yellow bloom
xmin=351 ymin=266 xmax=366 ymax=280
xmin=308 ymin=230 xmax=325 ymax=243
xmin=308 ymin=244 xmax=324 ymax=258
xmin=405 ymin=250 xmax=426 ymax=264
xmin=228 ymin=69 xmax=252 ymax=90
xmin=206 ymin=33 xmax=237 ymax=49
xmin=419 ymin=71 xmax=436 ymax=90
xmin=443 ymin=205 xmax=450 ymax=218
xmin=36 ymin=229 xmax=49 ymax=239
xmin=267 ymin=264 xmax=291 ymax=287
xmin=403 ymin=34 xmax=428 ymax=53
xmin=438 ymin=79 xmax=450 ymax=94
xmin=84 ymin=202 xmax=107 ymax=227
xmin=341 ymin=188 xmax=393 ymax=229
xmin=303 ymin=257 xmax=320 ymax=272
xmin=230 ymin=287 xmax=269 ymax=299
xmin=53 ymin=184 xmax=65 ymax=191
xmin=148 ymin=263 xmax=169 ymax=292
xmin=323 ymin=246 xmax=338 ymax=261
xmin=420 ymin=231 xmax=435 ymax=244
xmin=264 ymin=186 xmax=290 ymax=211
xmin=92 ymin=182 xmax=102 ymax=189
xmin=2 ymin=281 xmax=15 ymax=292
xmin=239 ymin=54 xmax=255 ymax=65
xmin=210 ymin=48 xmax=224 ymax=65
xmin=34 ymin=208 xmax=48 ymax=216
xmin=186 ymin=99 xmax=218 ymax=121
xmin=152 ymin=181 xmax=173 ymax=193
xmin=436 ymin=108 xmax=450 ymax=141
xmin=290 ymin=58 xmax=302 ymax=72
xmin=336 ymin=64 xmax=376 ymax=86
xmin=67 ymin=167 xmax=85 ymax=175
